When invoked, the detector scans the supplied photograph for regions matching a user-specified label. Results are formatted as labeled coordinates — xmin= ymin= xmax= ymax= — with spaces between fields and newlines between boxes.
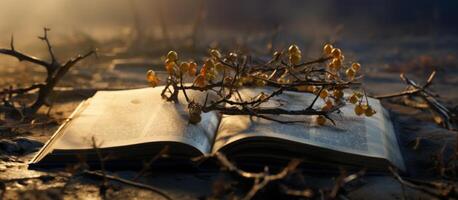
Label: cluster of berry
xmin=148 ymin=43 xmax=375 ymax=126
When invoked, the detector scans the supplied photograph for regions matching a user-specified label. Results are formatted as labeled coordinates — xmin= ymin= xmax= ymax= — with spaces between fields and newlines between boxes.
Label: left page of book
xmin=51 ymin=87 xmax=220 ymax=154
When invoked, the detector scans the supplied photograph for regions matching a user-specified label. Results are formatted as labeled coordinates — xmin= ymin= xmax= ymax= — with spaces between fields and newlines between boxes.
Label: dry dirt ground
xmin=0 ymin=33 xmax=457 ymax=199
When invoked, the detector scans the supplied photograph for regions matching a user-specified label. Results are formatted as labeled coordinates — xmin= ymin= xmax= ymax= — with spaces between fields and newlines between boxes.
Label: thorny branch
xmin=375 ymin=71 xmax=456 ymax=130
xmin=0 ymin=28 xmax=96 ymax=118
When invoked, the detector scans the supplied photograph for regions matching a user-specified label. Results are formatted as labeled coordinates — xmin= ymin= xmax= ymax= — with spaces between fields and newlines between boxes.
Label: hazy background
xmin=1 ymin=0 xmax=456 ymax=46
xmin=0 ymin=0 xmax=457 ymax=90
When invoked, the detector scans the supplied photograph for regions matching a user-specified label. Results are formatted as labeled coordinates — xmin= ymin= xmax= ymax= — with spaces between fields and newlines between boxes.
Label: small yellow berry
xmin=307 ymin=85 xmax=317 ymax=93
xmin=354 ymin=104 xmax=364 ymax=116
xmin=273 ymin=51 xmax=281 ymax=58
xmin=323 ymin=44 xmax=333 ymax=55
xmin=289 ymin=54 xmax=301 ymax=65
xmin=331 ymin=58 xmax=342 ymax=69
xmin=328 ymin=62 xmax=336 ymax=70
xmin=206 ymin=68 xmax=217 ymax=81
xmin=228 ymin=52 xmax=238 ymax=62
xmin=322 ymin=100 xmax=333 ymax=111
xmin=146 ymin=70 xmax=160 ymax=87
xmin=210 ymin=49 xmax=221 ymax=58
xmin=164 ymin=58 xmax=174 ymax=65
xmin=166 ymin=51 xmax=178 ymax=61
xmin=204 ymin=58 xmax=215 ymax=69
xmin=295 ymin=85 xmax=307 ymax=91
xmin=331 ymin=48 xmax=342 ymax=58
xmin=188 ymin=112 xmax=202 ymax=124
xmin=179 ymin=62 xmax=189 ymax=73
xmin=297 ymin=85 xmax=317 ymax=93
xmin=351 ymin=63 xmax=361 ymax=71
xmin=194 ymin=74 xmax=206 ymax=88
xmin=326 ymin=99 xmax=333 ymax=106
xmin=288 ymin=44 xmax=301 ymax=54
xmin=165 ymin=62 xmax=175 ymax=75
xmin=349 ymin=94 xmax=358 ymax=104
xmin=333 ymin=89 xmax=344 ymax=100
xmin=316 ymin=115 xmax=326 ymax=125
xmin=319 ymin=89 xmax=328 ymax=99
xmin=346 ymin=68 xmax=356 ymax=78
xmin=188 ymin=61 xmax=197 ymax=76
xmin=364 ymin=106 xmax=376 ymax=116
xmin=355 ymin=92 xmax=363 ymax=98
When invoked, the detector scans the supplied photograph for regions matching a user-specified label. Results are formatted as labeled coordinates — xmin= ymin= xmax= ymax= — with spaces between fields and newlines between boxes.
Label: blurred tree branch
xmin=0 ymin=28 xmax=96 ymax=118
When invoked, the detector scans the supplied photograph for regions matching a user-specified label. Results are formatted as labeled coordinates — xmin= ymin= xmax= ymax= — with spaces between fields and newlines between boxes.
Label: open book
xmin=30 ymin=87 xmax=405 ymax=171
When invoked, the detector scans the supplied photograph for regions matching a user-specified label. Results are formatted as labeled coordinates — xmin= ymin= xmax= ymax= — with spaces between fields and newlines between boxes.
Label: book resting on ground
xmin=29 ymin=86 xmax=405 ymax=171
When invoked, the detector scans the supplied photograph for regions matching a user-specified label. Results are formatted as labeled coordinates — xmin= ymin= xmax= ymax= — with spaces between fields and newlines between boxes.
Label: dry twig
xmin=214 ymin=152 xmax=300 ymax=200
xmin=375 ymin=71 xmax=456 ymax=130
xmin=83 ymin=170 xmax=173 ymax=200
xmin=389 ymin=167 xmax=458 ymax=199
xmin=85 ymin=138 xmax=172 ymax=200
xmin=133 ymin=146 xmax=170 ymax=181
xmin=0 ymin=28 xmax=96 ymax=117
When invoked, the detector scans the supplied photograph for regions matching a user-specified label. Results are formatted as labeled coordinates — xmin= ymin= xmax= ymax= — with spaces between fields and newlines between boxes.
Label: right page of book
xmin=212 ymin=88 xmax=405 ymax=171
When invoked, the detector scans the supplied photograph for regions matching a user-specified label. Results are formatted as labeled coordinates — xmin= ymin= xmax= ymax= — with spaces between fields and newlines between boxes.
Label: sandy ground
xmin=0 ymin=32 xmax=457 ymax=199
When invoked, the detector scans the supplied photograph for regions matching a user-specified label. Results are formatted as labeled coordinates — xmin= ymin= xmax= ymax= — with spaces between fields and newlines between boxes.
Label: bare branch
xmin=83 ymin=170 xmax=173 ymax=200
xmin=0 ymin=83 xmax=45 ymax=96
xmin=0 ymin=48 xmax=50 ymax=67
xmin=214 ymin=152 xmax=301 ymax=200
xmin=133 ymin=146 xmax=169 ymax=181
xmin=38 ymin=27 xmax=57 ymax=64
xmin=0 ymin=28 xmax=95 ymax=117
xmin=10 ymin=34 xmax=14 ymax=51
xmin=374 ymin=71 xmax=455 ymax=130
xmin=279 ymin=185 xmax=314 ymax=198
xmin=389 ymin=167 xmax=458 ymax=198
xmin=373 ymin=89 xmax=420 ymax=99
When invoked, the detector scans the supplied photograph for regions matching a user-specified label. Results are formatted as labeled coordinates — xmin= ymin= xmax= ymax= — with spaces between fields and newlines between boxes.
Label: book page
xmin=52 ymin=87 xmax=220 ymax=154
xmin=212 ymin=88 xmax=405 ymax=170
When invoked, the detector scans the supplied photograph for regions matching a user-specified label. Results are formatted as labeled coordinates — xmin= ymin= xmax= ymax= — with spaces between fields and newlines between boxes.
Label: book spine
xmin=29 ymin=100 xmax=89 ymax=164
